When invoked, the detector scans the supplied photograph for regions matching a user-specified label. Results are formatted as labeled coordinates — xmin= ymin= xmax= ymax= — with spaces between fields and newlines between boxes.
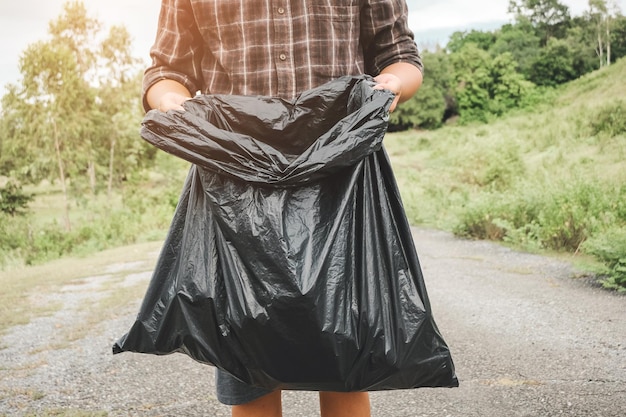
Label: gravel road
xmin=1 ymin=228 xmax=624 ymax=417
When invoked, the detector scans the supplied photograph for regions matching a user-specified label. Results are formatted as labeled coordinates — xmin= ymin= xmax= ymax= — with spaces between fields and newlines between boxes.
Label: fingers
xmin=388 ymin=95 xmax=400 ymax=112
xmin=159 ymin=103 xmax=185 ymax=112
xmin=157 ymin=92 xmax=191 ymax=112
xmin=373 ymin=84 xmax=400 ymax=112
xmin=373 ymin=73 xmax=402 ymax=111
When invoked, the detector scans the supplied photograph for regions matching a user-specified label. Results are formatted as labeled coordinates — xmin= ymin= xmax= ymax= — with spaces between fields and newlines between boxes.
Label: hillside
xmin=385 ymin=58 xmax=626 ymax=289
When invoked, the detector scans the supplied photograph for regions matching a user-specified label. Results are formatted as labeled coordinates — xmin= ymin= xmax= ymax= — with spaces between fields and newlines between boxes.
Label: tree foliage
xmin=0 ymin=1 xmax=150 ymax=229
xmin=529 ymin=38 xmax=581 ymax=86
xmin=388 ymin=0 xmax=624 ymax=130
xmin=508 ymin=0 xmax=572 ymax=43
xmin=489 ymin=23 xmax=541 ymax=77
xmin=447 ymin=30 xmax=497 ymax=53
xmin=390 ymin=50 xmax=454 ymax=129
xmin=449 ymin=45 xmax=533 ymax=122
xmin=0 ymin=181 xmax=32 ymax=216
xmin=610 ymin=14 xmax=626 ymax=58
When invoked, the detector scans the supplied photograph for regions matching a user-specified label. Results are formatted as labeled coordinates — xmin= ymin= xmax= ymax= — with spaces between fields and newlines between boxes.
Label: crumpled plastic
xmin=113 ymin=75 xmax=458 ymax=391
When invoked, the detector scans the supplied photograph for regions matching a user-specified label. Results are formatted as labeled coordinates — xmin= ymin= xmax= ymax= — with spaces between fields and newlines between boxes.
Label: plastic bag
xmin=113 ymin=75 xmax=458 ymax=391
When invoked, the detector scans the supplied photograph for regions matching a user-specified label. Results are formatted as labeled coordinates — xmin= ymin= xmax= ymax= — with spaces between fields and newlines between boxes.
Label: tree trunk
xmin=108 ymin=137 xmax=116 ymax=198
xmin=52 ymin=119 xmax=71 ymax=231
xmin=606 ymin=15 xmax=611 ymax=65
xmin=597 ymin=32 xmax=604 ymax=68
xmin=595 ymin=15 xmax=605 ymax=68
xmin=88 ymin=158 xmax=96 ymax=195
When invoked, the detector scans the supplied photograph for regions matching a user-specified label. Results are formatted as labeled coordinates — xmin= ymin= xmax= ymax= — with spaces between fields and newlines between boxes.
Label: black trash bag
xmin=113 ymin=75 xmax=458 ymax=391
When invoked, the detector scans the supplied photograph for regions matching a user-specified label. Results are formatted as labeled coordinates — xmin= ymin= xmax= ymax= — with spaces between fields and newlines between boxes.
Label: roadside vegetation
xmin=386 ymin=58 xmax=626 ymax=291
xmin=0 ymin=1 xmax=624 ymax=291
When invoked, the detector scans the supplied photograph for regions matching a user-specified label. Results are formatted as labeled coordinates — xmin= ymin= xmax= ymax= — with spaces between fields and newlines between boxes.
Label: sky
xmin=0 ymin=0 xmax=623 ymax=92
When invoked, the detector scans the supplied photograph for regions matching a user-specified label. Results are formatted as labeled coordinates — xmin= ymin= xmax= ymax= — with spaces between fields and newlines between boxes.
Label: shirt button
xmin=279 ymin=53 xmax=287 ymax=61
xmin=278 ymin=7 xmax=285 ymax=14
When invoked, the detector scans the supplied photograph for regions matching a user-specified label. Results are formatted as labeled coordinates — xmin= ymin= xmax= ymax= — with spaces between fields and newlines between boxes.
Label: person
xmin=141 ymin=1 xmax=423 ymax=416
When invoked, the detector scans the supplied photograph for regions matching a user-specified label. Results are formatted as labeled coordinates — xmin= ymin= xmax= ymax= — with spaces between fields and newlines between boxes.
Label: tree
xmin=390 ymin=82 xmax=447 ymax=130
xmin=0 ymin=181 xmax=32 ymax=216
xmin=588 ymin=0 xmax=608 ymax=67
xmin=609 ymin=14 xmax=626 ymax=61
xmin=449 ymin=44 xmax=534 ymax=122
xmin=450 ymin=44 xmax=494 ymax=122
xmin=489 ymin=53 xmax=534 ymax=113
xmin=421 ymin=50 xmax=457 ymax=116
xmin=0 ymin=1 xmax=147 ymax=229
xmin=508 ymin=0 xmax=571 ymax=44
xmin=586 ymin=0 xmax=622 ymax=67
xmin=389 ymin=50 xmax=454 ymax=130
xmin=528 ymin=38 xmax=580 ymax=86
xmin=489 ymin=22 xmax=542 ymax=78
xmin=5 ymin=37 xmax=93 ymax=230
xmin=563 ymin=23 xmax=602 ymax=74
xmin=447 ymin=30 xmax=497 ymax=54
xmin=98 ymin=25 xmax=152 ymax=197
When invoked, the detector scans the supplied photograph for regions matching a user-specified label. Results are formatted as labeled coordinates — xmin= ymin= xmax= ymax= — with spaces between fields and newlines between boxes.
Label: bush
xmin=453 ymin=191 xmax=540 ymax=247
xmin=390 ymin=82 xmax=447 ymax=130
xmin=0 ymin=186 xmax=180 ymax=268
xmin=583 ymin=229 xmax=626 ymax=292
xmin=0 ymin=214 xmax=29 ymax=252
xmin=454 ymin=141 xmax=526 ymax=191
xmin=0 ymin=181 xmax=32 ymax=216
xmin=478 ymin=145 xmax=526 ymax=190
xmin=25 ymin=222 xmax=77 ymax=264
xmin=453 ymin=179 xmax=625 ymax=253
xmin=588 ymin=100 xmax=626 ymax=137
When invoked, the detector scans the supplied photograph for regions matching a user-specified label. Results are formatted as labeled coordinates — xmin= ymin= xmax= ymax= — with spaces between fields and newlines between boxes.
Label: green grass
xmin=25 ymin=185 xmax=125 ymax=229
xmin=0 ymin=240 xmax=161 ymax=335
xmin=0 ymin=151 xmax=189 ymax=269
xmin=387 ymin=58 xmax=626 ymax=225
xmin=384 ymin=58 xmax=626 ymax=290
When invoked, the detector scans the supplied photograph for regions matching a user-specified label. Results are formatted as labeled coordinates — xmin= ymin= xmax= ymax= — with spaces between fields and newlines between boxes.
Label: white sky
xmin=0 ymin=0 xmax=623 ymax=91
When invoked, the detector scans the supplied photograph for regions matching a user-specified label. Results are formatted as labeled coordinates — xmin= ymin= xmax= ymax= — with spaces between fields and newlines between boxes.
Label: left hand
xmin=373 ymin=73 xmax=402 ymax=112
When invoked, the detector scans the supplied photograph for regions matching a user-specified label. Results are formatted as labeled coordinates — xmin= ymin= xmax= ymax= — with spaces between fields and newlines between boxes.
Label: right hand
xmin=157 ymin=92 xmax=191 ymax=112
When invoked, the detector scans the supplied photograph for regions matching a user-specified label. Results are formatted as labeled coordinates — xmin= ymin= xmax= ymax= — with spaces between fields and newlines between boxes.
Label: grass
xmin=384 ymin=59 xmax=626 ymax=289
xmin=0 ymin=151 xmax=189 ymax=269
xmin=0 ymin=240 xmax=161 ymax=336
xmin=386 ymin=60 xmax=626 ymax=225
xmin=25 ymin=183 xmax=125 ymax=229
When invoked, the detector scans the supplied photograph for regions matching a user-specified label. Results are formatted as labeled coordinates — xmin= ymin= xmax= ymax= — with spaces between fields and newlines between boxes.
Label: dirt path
xmin=0 ymin=228 xmax=624 ymax=417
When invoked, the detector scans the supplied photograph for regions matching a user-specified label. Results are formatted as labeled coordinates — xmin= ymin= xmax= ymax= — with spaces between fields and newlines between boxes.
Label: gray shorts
xmin=215 ymin=369 xmax=274 ymax=405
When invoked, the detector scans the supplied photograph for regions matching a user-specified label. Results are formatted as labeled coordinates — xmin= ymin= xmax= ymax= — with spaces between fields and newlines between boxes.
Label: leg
xmin=319 ymin=391 xmax=371 ymax=417
xmin=232 ymin=390 xmax=282 ymax=417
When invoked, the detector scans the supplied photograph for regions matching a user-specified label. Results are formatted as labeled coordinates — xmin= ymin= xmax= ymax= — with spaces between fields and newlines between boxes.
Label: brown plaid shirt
xmin=143 ymin=0 xmax=422 ymax=108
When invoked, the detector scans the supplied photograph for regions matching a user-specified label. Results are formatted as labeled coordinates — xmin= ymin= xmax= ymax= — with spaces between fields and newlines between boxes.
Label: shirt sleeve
xmin=142 ymin=0 xmax=204 ymax=112
xmin=360 ymin=0 xmax=423 ymax=76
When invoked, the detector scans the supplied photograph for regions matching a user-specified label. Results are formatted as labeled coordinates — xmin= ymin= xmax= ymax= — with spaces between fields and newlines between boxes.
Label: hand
xmin=373 ymin=73 xmax=402 ymax=112
xmin=156 ymin=92 xmax=190 ymax=112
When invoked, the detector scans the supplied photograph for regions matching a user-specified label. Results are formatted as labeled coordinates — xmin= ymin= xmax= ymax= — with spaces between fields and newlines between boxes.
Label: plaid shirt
xmin=143 ymin=0 xmax=422 ymax=109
